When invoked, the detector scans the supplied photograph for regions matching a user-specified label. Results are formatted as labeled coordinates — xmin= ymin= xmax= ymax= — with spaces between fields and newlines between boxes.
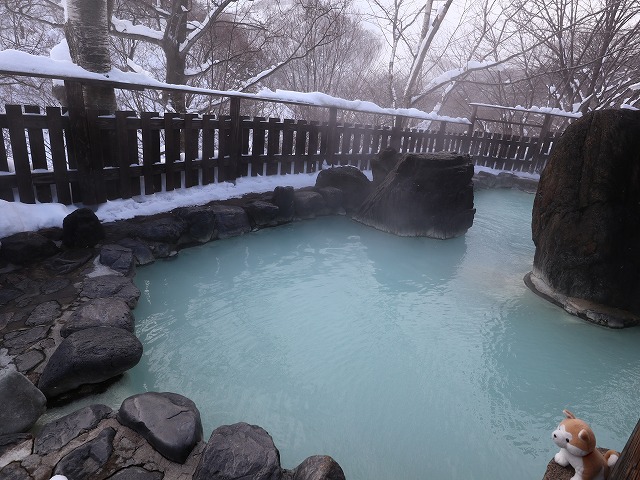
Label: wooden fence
xmin=0 ymin=100 xmax=560 ymax=205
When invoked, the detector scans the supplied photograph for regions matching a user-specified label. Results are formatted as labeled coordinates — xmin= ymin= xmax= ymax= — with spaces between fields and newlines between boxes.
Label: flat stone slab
xmin=81 ymin=275 xmax=141 ymax=309
xmin=0 ymin=370 xmax=46 ymax=435
xmin=52 ymin=426 xmax=115 ymax=478
xmin=61 ymin=297 xmax=134 ymax=338
xmin=117 ymin=392 xmax=203 ymax=464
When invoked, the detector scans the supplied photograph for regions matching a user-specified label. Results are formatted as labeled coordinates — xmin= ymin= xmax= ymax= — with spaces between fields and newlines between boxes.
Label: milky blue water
xmin=45 ymin=189 xmax=640 ymax=479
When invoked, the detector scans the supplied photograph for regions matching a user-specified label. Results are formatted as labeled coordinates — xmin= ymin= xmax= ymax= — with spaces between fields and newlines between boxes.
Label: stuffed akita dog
xmin=552 ymin=410 xmax=619 ymax=480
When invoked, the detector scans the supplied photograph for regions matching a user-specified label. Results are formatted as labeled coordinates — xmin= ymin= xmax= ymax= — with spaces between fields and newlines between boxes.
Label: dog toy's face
xmin=552 ymin=412 xmax=596 ymax=457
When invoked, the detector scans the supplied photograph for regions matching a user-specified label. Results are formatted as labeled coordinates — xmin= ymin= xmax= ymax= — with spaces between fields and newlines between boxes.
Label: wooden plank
xmin=85 ymin=110 xmax=107 ymax=204
xmin=293 ymin=120 xmax=307 ymax=174
xmin=23 ymin=105 xmax=52 ymax=202
xmin=183 ymin=113 xmax=199 ymax=188
xmin=113 ymin=111 xmax=132 ymax=199
xmin=46 ymin=107 xmax=72 ymax=205
xmin=140 ymin=112 xmax=158 ymax=195
xmin=6 ymin=105 xmax=36 ymax=203
xmin=266 ymin=118 xmax=281 ymax=176
xmin=201 ymin=114 xmax=215 ymax=185
xmin=308 ymin=121 xmax=320 ymax=172
xmin=610 ymin=418 xmax=640 ymax=480
xmin=0 ymin=111 xmax=14 ymax=201
xmin=281 ymin=118 xmax=295 ymax=174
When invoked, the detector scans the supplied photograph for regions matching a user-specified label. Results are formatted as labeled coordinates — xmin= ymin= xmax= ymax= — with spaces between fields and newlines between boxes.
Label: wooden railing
xmin=0 ymin=102 xmax=560 ymax=205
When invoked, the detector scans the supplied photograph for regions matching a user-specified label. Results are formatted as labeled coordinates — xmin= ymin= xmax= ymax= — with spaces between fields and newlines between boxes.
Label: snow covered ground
xmin=0 ymin=166 xmax=538 ymax=239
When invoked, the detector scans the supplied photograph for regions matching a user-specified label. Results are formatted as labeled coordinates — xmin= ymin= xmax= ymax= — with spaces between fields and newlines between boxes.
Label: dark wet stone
xmin=62 ymin=208 xmax=105 ymax=248
xmin=44 ymin=248 xmax=94 ymax=275
xmin=290 ymin=455 xmax=345 ymax=480
xmin=61 ymin=297 xmax=134 ymax=338
xmin=135 ymin=217 xmax=188 ymax=244
xmin=193 ymin=422 xmax=281 ymax=480
xmin=25 ymin=300 xmax=60 ymax=327
xmin=117 ymin=392 xmax=203 ymax=464
xmin=0 ymin=433 xmax=33 ymax=458
xmin=41 ymin=278 xmax=71 ymax=295
xmin=370 ymin=147 xmax=400 ymax=187
xmin=53 ymin=427 xmax=115 ymax=478
xmin=0 ymin=288 xmax=21 ymax=306
xmin=354 ymin=152 xmax=475 ymax=238
xmin=38 ymin=327 xmax=143 ymax=399
xmin=315 ymin=166 xmax=371 ymax=212
xmin=100 ymin=244 xmax=135 ymax=276
xmin=314 ymin=187 xmax=344 ymax=214
xmin=0 ymin=462 xmax=30 ymax=479
xmin=107 ymin=466 xmax=163 ymax=480
xmin=0 ymin=232 xmax=59 ymax=265
xmin=272 ymin=186 xmax=295 ymax=223
xmin=14 ymin=349 xmax=45 ymax=373
xmin=244 ymin=201 xmax=280 ymax=228
xmin=294 ymin=191 xmax=328 ymax=219
xmin=148 ymin=242 xmax=173 ymax=259
xmin=176 ymin=207 xmax=217 ymax=244
xmin=117 ymin=238 xmax=155 ymax=266
xmin=3 ymin=326 xmax=50 ymax=352
xmin=211 ymin=205 xmax=251 ymax=239
xmin=35 ymin=404 xmax=113 ymax=455
xmin=81 ymin=275 xmax=140 ymax=309
xmin=0 ymin=370 xmax=46 ymax=435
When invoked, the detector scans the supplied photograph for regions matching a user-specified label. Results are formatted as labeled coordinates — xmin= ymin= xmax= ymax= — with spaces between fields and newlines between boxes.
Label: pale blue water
xmin=43 ymin=189 xmax=640 ymax=479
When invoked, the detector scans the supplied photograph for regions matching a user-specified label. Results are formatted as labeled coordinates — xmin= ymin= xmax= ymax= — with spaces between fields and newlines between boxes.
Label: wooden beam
xmin=610 ymin=418 xmax=640 ymax=479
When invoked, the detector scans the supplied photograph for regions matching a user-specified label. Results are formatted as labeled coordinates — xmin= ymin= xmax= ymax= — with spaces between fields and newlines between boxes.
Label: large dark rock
xmin=0 ymin=370 xmax=46 ymax=435
xmin=193 ymin=422 xmax=281 ymax=480
xmin=44 ymin=249 xmax=94 ymax=275
xmin=272 ymin=186 xmax=295 ymax=223
xmin=135 ymin=216 xmax=188 ymax=244
xmin=211 ymin=205 xmax=252 ymax=239
xmin=353 ymin=152 xmax=475 ymax=238
xmin=53 ymin=426 xmax=116 ymax=478
xmin=25 ymin=300 xmax=60 ymax=327
xmin=294 ymin=190 xmax=328 ymax=219
xmin=117 ymin=392 xmax=203 ymax=464
xmin=0 ymin=232 xmax=59 ymax=265
xmin=62 ymin=207 xmax=105 ymax=248
xmin=315 ymin=166 xmax=371 ymax=212
xmin=288 ymin=455 xmax=345 ymax=480
xmin=176 ymin=207 xmax=217 ymax=244
xmin=530 ymin=109 xmax=640 ymax=323
xmin=245 ymin=200 xmax=280 ymax=228
xmin=61 ymin=297 xmax=134 ymax=338
xmin=38 ymin=327 xmax=143 ymax=399
xmin=370 ymin=147 xmax=400 ymax=187
xmin=117 ymin=238 xmax=155 ymax=266
xmin=34 ymin=404 xmax=113 ymax=455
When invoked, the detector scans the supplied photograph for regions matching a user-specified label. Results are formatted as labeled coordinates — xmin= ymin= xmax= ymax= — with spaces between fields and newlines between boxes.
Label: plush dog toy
xmin=552 ymin=409 xmax=619 ymax=480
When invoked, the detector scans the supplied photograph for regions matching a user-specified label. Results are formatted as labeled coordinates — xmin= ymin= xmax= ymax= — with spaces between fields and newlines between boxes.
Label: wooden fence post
xmin=6 ymin=105 xmax=35 ymax=203
xmin=435 ymin=121 xmax=447 ymax=151
xmin=391 ymin=115 xmax=404 ymax=151
xmin=64 ymin=80 xmax=97 ymax=205
xmin=326 ymin=107 xmax=338 ymax=166
xmin=463 ymin=105 xmax=478 ymax=154
xmin=229 ymin=96 xmax=242 ymax=180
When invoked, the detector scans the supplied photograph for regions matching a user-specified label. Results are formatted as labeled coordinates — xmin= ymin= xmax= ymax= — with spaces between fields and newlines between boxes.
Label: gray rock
xmin=117 ymin=238 xmax=155 ymax=266
xmin=244 ymin=201 xmax=280 ymax=228
xmin=38 ymin=327 xmax=143 ymax=399
xmin=61 ymin=297 xmax=134 ymax=338
xmin=107 ymin=466 xmax=163 ymax=480
xmin=193 ymin=422 xmax=281 ymax=480
xmin=176 ymin=208 xmax=217 ymax=244
xmin=0 ymin=232 xmax=59 ymax=265
xmin=290 ymin=456 xmax=345 ymax=480
xmin=0 ymin=369 xmax=46 ymax=435
xmin=370 ymin=147 xmax=400 ymax=187
xmin=354 ymin=152 xmax=475 ymax=238
xmin=100 ymin=245 xmax=135 ymax=277
xmin=136 ymin=217 xmax=188 ymax=244
xmin=315 ymin=166 xmax=371 ymax=212
xmin=35 ymin=404 xmax=113 ymax=455
xmin=25 ymin=300 xmax=60 ymax=327
xmin=41 ymin=278 xmax=71 ymax=295
xmin=272 ymin=186 xmax=295 ymax=223
xmin=53 ymin=427 xmax=116 ymax=478
xmin=314 ymin=187 xmax=345 ymax=214
xmin=0 ymin=461 xmax=30 ymax=479
xmin=81 ymin=275 xmax=141 ymax=308
xmin=117 ymin=392 xmax=203 ymax=464
xmin=0 ymin=289 xmax=21 ymax=306
xmin=44 ymin=249 xmax=94 ymax=275
xmin=62 ymin=207 xmax=105 ymax=248
xmin=3 ymin=326 xmax=50 ymax=354
xmin=294 ymin=191 xmax=328 ymax=219
xmin=211 ymin=205 xmax=251 ymax=239
xmin=0 ymin=433 xmax=33 ymax=465
xmin=14 ymin=349 xmax=45 ymax=373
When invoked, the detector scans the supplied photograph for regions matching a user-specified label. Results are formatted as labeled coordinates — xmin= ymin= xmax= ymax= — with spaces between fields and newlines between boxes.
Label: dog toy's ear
xmin=563 ymin=409 xmax=576 ymax=419
xmin=579 ymin=429 xmax=591 ymax=442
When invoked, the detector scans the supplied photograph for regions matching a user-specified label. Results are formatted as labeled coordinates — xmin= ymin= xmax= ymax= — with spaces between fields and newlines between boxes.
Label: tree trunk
xmin=65 ymin=0 xmax=117 ymax=111
xmin=163 ymin=0 xmax=189 ymax=113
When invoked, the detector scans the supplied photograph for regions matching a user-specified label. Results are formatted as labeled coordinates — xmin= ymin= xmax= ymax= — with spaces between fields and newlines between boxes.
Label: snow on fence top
xmin=0 ymin=49 xmax=470 ymax=125
xmin=469 ymin=102 xmax=582 ymax=119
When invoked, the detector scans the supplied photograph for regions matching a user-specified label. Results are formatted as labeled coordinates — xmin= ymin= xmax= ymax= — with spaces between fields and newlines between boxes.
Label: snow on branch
xmin=111 ymin=16 xmax=164 ymax=42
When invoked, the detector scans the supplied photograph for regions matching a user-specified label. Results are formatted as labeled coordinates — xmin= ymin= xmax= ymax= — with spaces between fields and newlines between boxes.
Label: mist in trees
xmin=0 ymin=0 xmax=638 ymax=120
